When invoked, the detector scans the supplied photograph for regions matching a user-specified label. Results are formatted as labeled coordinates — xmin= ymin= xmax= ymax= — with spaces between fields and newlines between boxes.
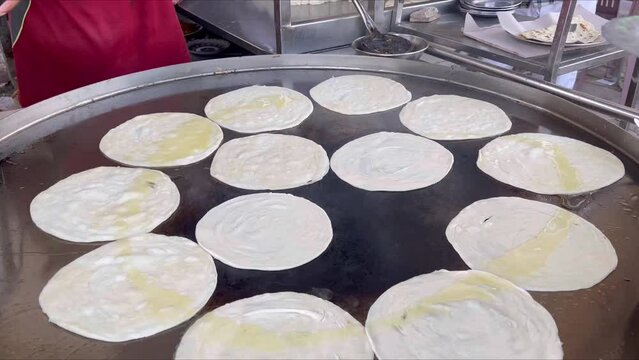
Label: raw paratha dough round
xmin=310 ymin=75 xmax=411 ymax=115
xmin=99 ymin=112 xmax=223 ymax=167
xmin=39 ymin=234 xmax=217 ymax=342
xmin=30 ymin=167 xmax=180 ymax=242
xmin=196 ymin=193 xmax=333 ymax=271
xmin=175 ymin=292 xmax=373 ymax=359
xmin=446 ymin=197 xmax=617 ymax=291
xmin=365 ymin=270 xmax=562 ymax=359
xmin=330 ymin=132 xmax=453 ymax=191
xmin=210 ymin=133 xmax=329 ymax=190
xmin=204 ymin=85 xmax=313 ymax=133
xmin=400 ymin=95 xmax=512 ymax=140
xmin=477 ymin=133 xmax=625 ymax=195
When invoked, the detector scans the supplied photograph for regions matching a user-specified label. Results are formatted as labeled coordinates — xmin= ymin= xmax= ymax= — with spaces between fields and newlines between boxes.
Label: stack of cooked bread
xmin=520 ymin=15 xmax=601 ymax=44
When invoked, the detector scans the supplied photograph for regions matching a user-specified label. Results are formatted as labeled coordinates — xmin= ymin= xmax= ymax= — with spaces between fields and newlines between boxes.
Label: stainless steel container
xmin=352 ymin=32 xmax=429 ymax=59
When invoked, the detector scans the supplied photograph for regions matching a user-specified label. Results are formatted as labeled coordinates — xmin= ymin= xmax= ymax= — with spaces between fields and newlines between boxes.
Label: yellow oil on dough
xmin=145 ymin=117 xmax=216 ymax=165
xmin=196 ymin=312 xmax=360 ymax=352
xmin=109 ymin=171 xmax=161 ymax=235
xmin=370 ymin=272 xmax=511 ymax=331
xmin=516 ymin=136 xmax=581 ymax=192
xmin=210 ymin=95 xmax=292 ymax=124
xmin=485 ymin=210 xmax=573 ymax=281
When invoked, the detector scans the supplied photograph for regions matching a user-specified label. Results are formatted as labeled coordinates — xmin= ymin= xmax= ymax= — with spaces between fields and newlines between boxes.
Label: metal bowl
xmin=351 ymin=33 xmax=429 ymax=60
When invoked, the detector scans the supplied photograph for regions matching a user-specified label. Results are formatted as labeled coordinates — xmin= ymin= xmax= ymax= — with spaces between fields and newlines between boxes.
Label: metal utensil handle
xmin=351 ymin=0 xmax=379 ymax=35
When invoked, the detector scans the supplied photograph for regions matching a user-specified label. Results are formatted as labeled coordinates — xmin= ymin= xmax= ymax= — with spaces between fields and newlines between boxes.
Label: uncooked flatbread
xmin=196 ymin=193 xmax=333 ymax=271
xmin=310 ymin=75 xmax=411 ymax=115
xmin=210 ymin=134 xmax=329 ymax=190
xmin=175 ymin=292 xmax=373 ymax=359
xmin=30 ymin=167 xmax=180 ymax=242
xmin=39 ymin=234 xmax=217 ymax=342
xmin=99 ymin=112 xmax=223 ymax=167
xmin=204 ymin=85 xmax=313 ymax=133
xmin=400 ymin=95 xmax=512 ymax=140
xmin=477 ymin=133 xmax=625 ymax=195
xmin=330 ymin=132 xmax=453 ymax=191
xmin=365 ymin=270 xmax=563 ymax=359
xmin=446 ymin=197 xmax=617 ymax=291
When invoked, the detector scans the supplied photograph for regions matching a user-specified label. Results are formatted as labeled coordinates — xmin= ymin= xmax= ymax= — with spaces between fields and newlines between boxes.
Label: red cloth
xmin=12 ymin=0 xmax=190 ymax=107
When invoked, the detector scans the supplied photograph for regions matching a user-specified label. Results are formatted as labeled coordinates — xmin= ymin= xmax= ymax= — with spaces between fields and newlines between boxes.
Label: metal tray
xmin=1 ymin=55 xmax=638 ymax=359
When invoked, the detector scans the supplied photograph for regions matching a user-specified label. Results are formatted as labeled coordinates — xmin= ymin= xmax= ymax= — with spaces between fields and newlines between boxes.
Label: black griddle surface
xmin=1 ymin=68 xmax=638 ymax=359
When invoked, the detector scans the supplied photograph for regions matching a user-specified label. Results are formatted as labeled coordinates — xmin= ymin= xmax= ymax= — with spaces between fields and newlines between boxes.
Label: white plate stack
xmin=458 ymin=0 xmax=522 ymax=17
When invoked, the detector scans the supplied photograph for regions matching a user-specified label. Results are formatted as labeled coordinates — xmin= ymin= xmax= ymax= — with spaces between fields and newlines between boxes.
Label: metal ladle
xmin=350 ymin=0 xmax=413 ymax=54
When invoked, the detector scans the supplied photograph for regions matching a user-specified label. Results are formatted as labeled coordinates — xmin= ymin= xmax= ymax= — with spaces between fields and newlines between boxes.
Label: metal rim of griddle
xmin=0 ymin=54 xmax=636 ymax=164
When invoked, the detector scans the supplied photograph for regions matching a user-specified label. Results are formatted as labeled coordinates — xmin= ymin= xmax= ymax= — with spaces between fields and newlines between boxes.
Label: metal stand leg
xmin=545 ymin=0 xmax=577 ymax=82
xmin=620 ymin=0 xmax=639 ymax=109
xmin=373 ymin=0 xmax=386 ymax=32
xmin=392 ymin=0 xmax=404 ymax=26
xmin=0 ymin=16 xmax=15 ymax=89
xmin=622 ymin=57 xmax=639 ymax=108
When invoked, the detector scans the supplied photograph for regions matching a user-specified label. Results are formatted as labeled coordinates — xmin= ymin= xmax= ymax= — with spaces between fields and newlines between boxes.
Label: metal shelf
xmin=391 ymin=0 xmax=628 ymax=81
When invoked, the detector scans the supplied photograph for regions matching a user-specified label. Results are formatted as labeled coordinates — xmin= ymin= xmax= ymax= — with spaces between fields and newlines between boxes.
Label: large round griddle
xmin=0 ymin=55 xmax=638 ymax=359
